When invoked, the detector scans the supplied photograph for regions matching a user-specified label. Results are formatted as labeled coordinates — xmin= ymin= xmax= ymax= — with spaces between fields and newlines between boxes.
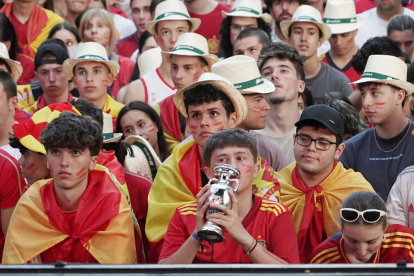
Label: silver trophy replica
xmin=197 ymin=163 xmax=240 ymax=243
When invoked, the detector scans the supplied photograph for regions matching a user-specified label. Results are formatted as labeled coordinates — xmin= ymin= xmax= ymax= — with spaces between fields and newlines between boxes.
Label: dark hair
xmin=101 ymin=140 xmax=133 ymax=166
xmin=264 ymin=0 xmax=306 ymax=8
xmin=40 ymin=38 xmax=69 ymax=53
xmin=9 ymin=135 xmax=29 ymax=155
xmin=387 ymin=14 xmax=414 ymax=35
xmin=116 ymin=101 xmax=171 ymax=160
xmin=296 ymin=119 xmax=342 ymax=146
xmin=48 ymin=22 xmax=82 ymax=44
xmin=299 ymin=87 xmax=314 ymax=108
xmin=0 ymin=13 xmax=21 ymax=60
xmin=129 ymin=30 xmax=155 ymax=82
xmin=75 ymin=10 xmax=88 ymax=29
xmin=40 ymin=112 xmax=103 ymax=156
xmin=218 ymin=17 xmax=271 ymax=59
xmin=408 ymin=61 xmax=414 ymax=84
xmin=0 ymin=59 xmax=12 ymax=74
xmin=42 ymin=0 xmax=54 ymax=12
xmin=234 ymin=27 xmax=271 ymax=47
xmin=183 ymin=84 xmax=235 ymax=118
xmin=70 ymin=98 xmax=104 ymax=127
xmin=358 ymin=82 xmax=407 ymax=107
xmin=150 ymin=0 xmax=165 ymax=16
xmin=322 ymin=99 xmax=367 ymax=138
xmin=0 ymin=70 xmax=17 ymax=100
xmin=203 ymin=129 xmax=258 ymax=167
xmin=341 ymin=191 xmax=387 ymax=229
xmin=352 ymin=36 xmax=402 ymax=75
xmin=318 ymin=91 xmax=353 ymax=106
xmin=258 ymin=42 xmax=305 ymax=80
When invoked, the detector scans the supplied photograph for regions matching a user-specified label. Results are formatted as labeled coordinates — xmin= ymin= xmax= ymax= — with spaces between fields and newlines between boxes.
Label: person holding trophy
xmin=159 ymin=129 xmax=299 ymax=264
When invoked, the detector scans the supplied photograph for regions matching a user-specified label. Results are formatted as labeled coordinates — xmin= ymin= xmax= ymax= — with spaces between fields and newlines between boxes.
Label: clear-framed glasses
xmin=295 ymin=134 xmax=336 ymax=151
xmin=340 ymin=208 xmax=386 ymax=224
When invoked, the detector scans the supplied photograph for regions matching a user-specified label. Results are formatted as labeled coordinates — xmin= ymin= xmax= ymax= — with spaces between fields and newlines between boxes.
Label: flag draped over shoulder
xmin=153 ymin=96 xmax=181 ymax=151
xmin=277 ymin=162 xmax=375 ymax=263
xmin=146 ymin=139 xmax=281 ymax=261
xmin=3 ymin=170 xmax=136 ymax=264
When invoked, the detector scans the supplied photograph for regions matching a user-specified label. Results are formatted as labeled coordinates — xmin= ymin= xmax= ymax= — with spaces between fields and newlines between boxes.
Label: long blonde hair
xmin=79 ymin=9 xmax=119 ymax=53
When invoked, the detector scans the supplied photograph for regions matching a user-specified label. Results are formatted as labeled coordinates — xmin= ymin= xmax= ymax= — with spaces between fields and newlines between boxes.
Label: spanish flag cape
xmin=277 ymin=161 xmax=374 ymax=263
xmin=153 ymin=95 xmax=181 ymax=151
xmin=2 ymin=170 xmax=137 ymax=264
xmin=16 ymin=85 xmax=35 ymax=110
xmin=102 ymin=94 xmax=125 ymax=133
xmin=146 ymin=139 xmax=281 ymax=262
xmin=1 ymin=4 xmax=64 ymax=59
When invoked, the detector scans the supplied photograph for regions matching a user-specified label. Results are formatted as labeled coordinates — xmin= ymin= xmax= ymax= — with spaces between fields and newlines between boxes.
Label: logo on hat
xmin=329 ymin=119 xmax=335 ymax=124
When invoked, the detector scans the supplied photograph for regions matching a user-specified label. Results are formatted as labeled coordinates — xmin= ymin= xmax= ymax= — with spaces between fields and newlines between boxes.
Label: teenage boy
xmin=3 ymin=112 xmax=136 ymax=264
xmin=281 ymin=5 xmax=353 ymax=100
xmin=321 ymin=0 xmax=364 ymax=85
xmin=276 ymin=104 xmax=374 ymax=263
xmin=25 ymin=43 xmax=72 ymax=114
xmin=155 ymin=33 xmax=218 ymax=150
xmin=233 ymin=28 xmax=270 ymax=61
xmin=160 ymin=129 xmax=299 ymax=264
xmin=146 ymin=73 xmax=282 ymax=263
xmin=211 ymin=55 xmax=287 ymax=171
xmin=124 ymin=0 xmax=201 ymax=106
xmin=339 ymin=55 xmax=414 ymax=201
xmin=63 ymin=42 xmax=125 ymax=132
xmin=256 ymin=42 xmax=304 ymax=164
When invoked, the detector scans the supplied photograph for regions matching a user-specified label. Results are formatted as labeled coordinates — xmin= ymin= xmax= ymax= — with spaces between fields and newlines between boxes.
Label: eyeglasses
xmin=295 ymin=134 xmax=336 ymax=151
xmin=230 ymin=24 xmax=256 ymax=32
xmin=340 ymin=208 xmax=386 ymax=224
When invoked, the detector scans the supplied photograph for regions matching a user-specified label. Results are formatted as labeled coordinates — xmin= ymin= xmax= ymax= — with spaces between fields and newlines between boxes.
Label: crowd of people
xmin=1 ymin=0 xmax=414 ymax=266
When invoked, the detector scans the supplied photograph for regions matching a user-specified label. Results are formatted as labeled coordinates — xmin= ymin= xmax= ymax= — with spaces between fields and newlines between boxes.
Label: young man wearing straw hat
xmin=211 ymin=55 xmax=287 ymax=171
xmin=146 ymin=72 xmax=283 ymax=263
xmin=281 ymin=5 xmax=353 ymax=100
xmin=124 ymin=0 xmax=201 ymax=107
xmin=154 ymin=32 xmax=218 ymax=150
xmin=339 ymin=55 xmax=414 ymax=201
xmin=63 ymin=42 xmax=125 ymax=132
xmin=321 ymin=0 xmax=365 ymax=85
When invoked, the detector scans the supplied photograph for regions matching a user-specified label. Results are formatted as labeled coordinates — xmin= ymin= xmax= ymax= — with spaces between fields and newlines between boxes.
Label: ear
xmin=252 ymin=159 xmax=260 ymax=179
xmin=8 ymin=96 xmax=17 ymax=111
xmin=72 ymin=76 xmax=78 ymax=88
xmin=398 ymin=56 xmax=405 ymax=62
xmin=334 ymin=143 xmax=345 ymax=159
xmin=153 ymin=34 xmax=161 ymax=45
xmin=228 ymin=112 xmax=238 ymax=128
xmin=106 ymin=73 xmax=115 ymax=86
xmin=46 ymin=161 xmax=50 ymax=169
xmin=89 ymin=155 xmax=98 ymax=171
xmin=203 ymin=66 xmax=210 ymax=73
xmin=317 ymin=36 xmax=323 ymax=47
xmin=204 ymin=166 xmax=213 ymax=179
xmin=297 ymin=80 xmax=305 ymax=93
xmin=396 ymin=89 xmax=406 ymax=106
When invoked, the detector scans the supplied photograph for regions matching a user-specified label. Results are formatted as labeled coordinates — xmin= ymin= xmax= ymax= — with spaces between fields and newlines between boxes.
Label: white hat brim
xmin=1 ymin=58 xmax=23 ymax=81
xmin=328 ymin=15 xmax=365 ymax=34
xmin=221 ymin=10 xmax=272 ymax=24
xmin=124 ymin=135 xmax=162 ymax=167
xmin=63 ymin=58 xmax=120 ymax=78
xmin=240 ymin=79 xmax=275 ymax=94
xmin=145 ymin=18 xmax=201 ymax=35
xmin=280 ymin=20 xmax=332 ymax=42
xmin=351 ymin=78 xmax=414 ymax=95
xmin=161 ymin=50 xmax=218 ymax=68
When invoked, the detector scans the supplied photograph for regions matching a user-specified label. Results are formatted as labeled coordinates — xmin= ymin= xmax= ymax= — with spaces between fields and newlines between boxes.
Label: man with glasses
xmin=276 ymin=104 xmax=374 ymax=263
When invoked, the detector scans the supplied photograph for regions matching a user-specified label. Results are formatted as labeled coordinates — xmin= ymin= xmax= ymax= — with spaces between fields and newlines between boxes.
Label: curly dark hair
xmin=40 ymin=112 xmax=103 ymax=156
xmin=183 ymin=84 xmax=235 ymax=117
xmin=70 ymin=99 xmax=104 ymax=127
xmin=352 ymin=36 xmax=402 ymax=75
xmin=258 ymin=42 xmax=305 ymax=80
xmin=218 ymin=17 xmax=271 ymax=59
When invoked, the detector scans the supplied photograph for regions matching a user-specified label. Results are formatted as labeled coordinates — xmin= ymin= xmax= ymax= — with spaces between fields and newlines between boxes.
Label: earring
xmin=383 ymin=235 xmax=386 ymax=241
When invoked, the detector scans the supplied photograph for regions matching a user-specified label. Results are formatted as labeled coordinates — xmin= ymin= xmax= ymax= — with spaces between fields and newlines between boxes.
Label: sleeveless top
xmin=140 ymin=69 xmax=176 ymax=107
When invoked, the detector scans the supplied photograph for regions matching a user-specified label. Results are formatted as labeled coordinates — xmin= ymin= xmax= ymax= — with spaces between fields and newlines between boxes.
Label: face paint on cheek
xmin=147 ymin=124 xmax=156 ymax=132
xmin=27 ymin=163 xmax=38 ymax=174
xmin=213 ymin=121 xmax=224 ymax=131
xmin=375 ymin=102 xmax=386 ymax=108
xmin=76 ymin=166 xmax=87 ymax=179
xmin=193 ymin=72 xmax=199 ymax=82
xmin=241 ymin=163 xmax=252 ymax=174
xmin=190 ymin=125 xmax=198 ymax=135
xmin=251 ymin=106 xmax=261 ymax=113
xmin=102 ymin=80 xmax=109 ymax=86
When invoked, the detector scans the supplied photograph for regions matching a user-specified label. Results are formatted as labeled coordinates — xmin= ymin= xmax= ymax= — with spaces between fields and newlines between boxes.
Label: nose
xmin=282 ymin=1 xmax=289 ymax=10
xmin=91 ymin=24 xmax=97 ymax=34
xmin=60 ymin=152 xmax=70 ymax=167
xmin=171 ymin=31 xmax=179 ymax=45
xmin=175 ymin=68 xmax=183 ymax=79
xmin=263 ymin=100 xmax=270 ymax=111
xmin=362 ymin=93 xmax=373 ymax=108
xmin=356 ymin=243 xmax=368 ymax=257
xmin=17 ymin=155 xmax=25 ymax=167
xmin=200 ymin=114 xmax=209 ymax=128
xmin=49 ymin=71 xmax=56 ymax=82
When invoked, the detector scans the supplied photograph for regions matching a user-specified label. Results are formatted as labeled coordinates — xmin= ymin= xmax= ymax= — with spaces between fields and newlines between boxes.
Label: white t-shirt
xmin=113 ymin=14 xmax=137 ymax=39
xmin=355 ymin=7 xmax=414 ymax=48
xmin=255 ymin=127 xmax=296 ymax=165
xmin=0 ymin=144 xmax=21 ymax=161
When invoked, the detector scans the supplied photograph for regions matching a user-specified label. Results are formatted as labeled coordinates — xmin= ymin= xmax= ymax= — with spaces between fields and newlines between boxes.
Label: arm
xmin=124 ymin=79 xmax=146 ymax=105
xmin=1 ymin=206 xmax=14 ymax=236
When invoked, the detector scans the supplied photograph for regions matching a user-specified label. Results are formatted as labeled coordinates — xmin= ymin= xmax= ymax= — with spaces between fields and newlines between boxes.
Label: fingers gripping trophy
xmin=197 ymin=164 xmax=240 ymax=243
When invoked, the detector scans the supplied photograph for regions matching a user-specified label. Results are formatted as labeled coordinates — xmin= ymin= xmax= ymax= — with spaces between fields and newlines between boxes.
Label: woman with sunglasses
xmin=308 ymin=191 xmax=414 ymax=264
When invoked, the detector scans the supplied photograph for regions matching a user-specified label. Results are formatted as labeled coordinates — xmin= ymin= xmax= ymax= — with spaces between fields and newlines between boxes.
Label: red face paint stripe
xmin=27 ymin=163 xmax=35 ymax=170
xmin=213 ymin=122 xmax=224 ymax=130
xmin=76 ymin=167 xmax=86 ymax=176
xmin=190 ymin=125 xmax=197 ymax=134
xmin=375 ymin=102 xmax=386 ymax=106
xmin=252 ymin=106 xmax=261 ymax=113
xmin=78 ymin=171 xmax=87 ymax=179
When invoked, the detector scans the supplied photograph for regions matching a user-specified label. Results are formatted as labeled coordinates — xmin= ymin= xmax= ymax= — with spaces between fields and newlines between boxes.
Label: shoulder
xmin=308 ymin=232 xmax=342 ymax=263
xmin=118 ymin=55 xmax=135 ymax=67
xmin=117 ymin=34 xmax=135 ymax=44
xmin=0 ymin=149 xmax=19 ymax=167
xmin=324 ymin=63 xmax=350 ymax=81
xmin=344 ymin=128 xmax=372 ymax=146
xmin=259 ymin=199 xmax=290 ymax=216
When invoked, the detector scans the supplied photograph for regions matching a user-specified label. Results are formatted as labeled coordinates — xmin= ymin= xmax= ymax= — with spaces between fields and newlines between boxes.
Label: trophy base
xmin=198 ymin=224 xmax=224 ymax=243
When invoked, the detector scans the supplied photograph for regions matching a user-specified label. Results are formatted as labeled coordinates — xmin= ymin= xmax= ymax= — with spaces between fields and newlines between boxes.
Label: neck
xmin=304 ymin=55 xmax=321 ymax=79
xmin=12 ymin=1 xmax=36 ymax=23
xmin=0 ymin=113 xmax=14 ymax=147
xmin=184 ymin=0 xmax=217 ymax=14
xmin=198 ymin=144 xmax=206 ymax=169
xmin=158 ymin=60 xmax=174 ymax=87
xmin=329 ymin=44 xmax=358 ymax=68
xmin=264 ymin=101 xmax=300 ymax=136
xmin=274 ymin=25 xmax=289 ymax=43
xmin=43 ymin=90 xmax=69 ymax=105
xmin=84 ymin=93 xmax=107 ymax=110
xmin=54 ymin=176 xmax=89 ymax=212
xmin=375 ymin=112 xmax=409 ymax=139
xmin=65 ymin=11 xmax=80 ymax=27
xmin=376 ymin=6 xmax=404 ymax=21
xmin=298 ymin=162 xmax=334 ymax=188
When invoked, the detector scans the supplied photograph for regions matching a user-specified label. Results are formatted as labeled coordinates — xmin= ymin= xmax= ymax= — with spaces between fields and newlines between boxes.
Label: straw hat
xmin=280 ymin=5 xmax=332 ymax=42
xmin=124 ymin=135 xmax=162 ymax=182
xmin=323 ymin=0 xmax=365 ymax=34
xmin=138 ymin=47 xmax=162 ymax=76
xmin=63 ymin=42 xmax=120 ymax=78
xmin=145 ymin=0 xmax=201 ymax=35
xmin=211 ymin=55 xmax=274 ymax=95
xmin=351 ymin=55 xmax=414 ymax=95
xmin=222 ymin=0 xmax=272 ymax=24
xmin=102 ymin=112 xmax=122 ymax=143
xmin=161 ymin=33 xmax=219 ymax=67
xmin=173 ymin=72 xmax=248 ymax=125
xmin=0 ymin=42 xmax=23 ymax=81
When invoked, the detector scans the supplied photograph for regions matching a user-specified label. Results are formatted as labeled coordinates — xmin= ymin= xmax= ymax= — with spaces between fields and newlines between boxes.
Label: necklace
xmin=373 ymin=119 xmax=410 ymax=153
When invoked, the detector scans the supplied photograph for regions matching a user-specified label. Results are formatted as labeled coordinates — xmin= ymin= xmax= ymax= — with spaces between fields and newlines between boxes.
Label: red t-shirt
xmin=109 ymin=5 xmax=127 ymax=18
xmin=160 ymin=196 xmax=299 ymax=263
xmin=14 ymin=108 xmax=30 ymax=124
xmin=188 ymin=3 xmax=230 ymax=54
xmin=15 ymin=53 xmax=34 ymax=85
xmin=116 ymin=32 xmax=139 ymax=59
xmin=308 ymin=224 xmax=414 ymax=264
xmin=321 ymin=51 xmax=360 ymax=90
xmin=0 ymin=149 xmax=24 ymax=262
xmin=41 ymin=211 xmax=99 ymax=263
xmin=10 ymin=13 xmax=28 ymax=46
xmin=110 ymin=54 xmax=135 ymax=99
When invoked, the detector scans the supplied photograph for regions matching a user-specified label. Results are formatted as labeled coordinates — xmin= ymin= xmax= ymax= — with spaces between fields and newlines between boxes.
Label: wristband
xmin=192 ymin=231 xmax=203 ymax=242
xmin=246 ymin=240 xmax=258 ymax=255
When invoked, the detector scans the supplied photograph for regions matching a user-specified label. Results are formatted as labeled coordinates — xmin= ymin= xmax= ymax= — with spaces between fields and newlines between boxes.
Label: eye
xmin=210 ymin=111 xmax=218 ymax=117
xmin=281 ymin=69 xmax=288 ymax=74
xmin=124 ymin=127 xmax=132 ymax=133
xmin=250 ymin=49 xmax=256 ymax=53
xmin=178 ymin=29 xmax=185 ymax=34
xmin=94 ymin=69 xmax=101 ymax=74
xmin=138 ymin=123 xmax=145 ymax=127
xmin=192 ymin=113 xmax=200 ymax=119
xmin=317 ymin=140 xmax=330 ymax=147
xmin=237 ymin=156 xmax=245 ymax=161
xmin=67 ymin=41 xmax=73 ymax=46
xmin=79 ymin=70 xmax=86 ymax=75
xmin=263 ymin=70 xmax=272 ymax=77
xmin=51 ymin=149 xmax=59 ymax=155
xmin=73 ymin=150 xmax=81 ymax=156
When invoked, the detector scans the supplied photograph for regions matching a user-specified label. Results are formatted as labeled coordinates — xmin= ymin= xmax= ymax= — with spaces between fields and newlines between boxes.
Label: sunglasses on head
xmin=340 ymin=208 xmax=386 ymax=224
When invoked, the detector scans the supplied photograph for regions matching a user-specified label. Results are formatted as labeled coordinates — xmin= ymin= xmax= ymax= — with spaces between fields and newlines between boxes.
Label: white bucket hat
xmin=351 ymin=55 xmax=414 ymax=95
xmin=211 ymin=55 xmax=274 ymax=94
xmin=161 ymin=33 xmax=219 ymax=67
xmin=173 ymin=72 xmax=248 ymax=125
xmin=102 ymin=112 xmax=122 ymax=143
xmin=145 ymin=0 xmax=201 ymax=35
xmin=63 ymin=42 xmax=120 ymax=78
xmin=0 ymin=42 xmax=23 ymax=81
xmin=138 ymin=47 xmax=162 ymax=76
xmin=280 ymin=5 xmax=332 ymax=42
xmin=323 ymin=0 xmax=365 ymax=34
xmin=222 ymin=0 xmax=272 ymax=24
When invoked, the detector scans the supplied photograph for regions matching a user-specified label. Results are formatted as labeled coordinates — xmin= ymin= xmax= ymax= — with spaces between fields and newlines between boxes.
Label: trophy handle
xmin=230 ymin=179 xmax=240 ymax=193
xmin=207 ymin=178 xmax=217 ymax=185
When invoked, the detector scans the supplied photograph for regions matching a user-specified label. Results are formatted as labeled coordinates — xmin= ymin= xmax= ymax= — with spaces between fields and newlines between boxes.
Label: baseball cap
xmin=295 ymin=105 xmax=344 ymax=141
xmin=35 ymin=43 xmax=70 ymax=71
